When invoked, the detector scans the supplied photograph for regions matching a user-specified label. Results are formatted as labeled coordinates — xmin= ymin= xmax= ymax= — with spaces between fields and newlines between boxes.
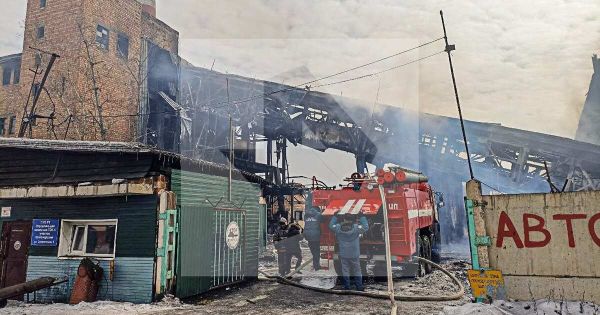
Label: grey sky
xmin=1 ymin=0 xmax=599 ymax=184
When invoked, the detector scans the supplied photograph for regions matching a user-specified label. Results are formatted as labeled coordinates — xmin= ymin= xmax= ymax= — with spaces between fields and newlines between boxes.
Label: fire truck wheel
xmin=419 ymin=235 xmax=433 ymax=275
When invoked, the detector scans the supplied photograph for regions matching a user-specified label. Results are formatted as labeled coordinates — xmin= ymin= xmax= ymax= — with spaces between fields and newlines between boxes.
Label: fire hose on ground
xmin=258 ymin=256 xmax=465 ymax=302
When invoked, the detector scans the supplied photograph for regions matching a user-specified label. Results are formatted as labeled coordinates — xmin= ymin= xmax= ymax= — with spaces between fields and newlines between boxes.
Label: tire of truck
xmin=418 ymin=235 xmax=433 ymax=276
xmin=431 ymin=223 xmax=442 ymax=263
xmin=372 ymin=261 xmax=388 ymax=281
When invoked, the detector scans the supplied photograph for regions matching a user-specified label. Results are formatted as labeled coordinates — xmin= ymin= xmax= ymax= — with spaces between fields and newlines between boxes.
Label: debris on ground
xmin=440 ymin=299 xmax=600 ymax=315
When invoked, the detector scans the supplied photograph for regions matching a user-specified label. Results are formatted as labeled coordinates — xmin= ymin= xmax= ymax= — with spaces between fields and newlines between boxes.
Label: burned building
xmin=177 ymin=65 xmax=600 ymax=243
xmin=0 ymin=0 xmax=179 ymax=150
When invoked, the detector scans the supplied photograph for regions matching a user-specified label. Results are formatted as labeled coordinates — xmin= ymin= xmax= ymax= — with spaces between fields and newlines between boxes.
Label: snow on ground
xmin=298 ymin=268 xmax=337 ymax=289
xmin=0 ymin=295 xmax=192 ymax=315
xmin=440 ymin=300 xmax=600 ymax=315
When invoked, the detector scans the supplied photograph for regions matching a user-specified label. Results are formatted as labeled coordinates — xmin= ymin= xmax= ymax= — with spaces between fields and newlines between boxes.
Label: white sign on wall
xmin=225 ymin=221 xmax=240 ymax=250
xmin=1 ymin=207 xmax=11 ymax=218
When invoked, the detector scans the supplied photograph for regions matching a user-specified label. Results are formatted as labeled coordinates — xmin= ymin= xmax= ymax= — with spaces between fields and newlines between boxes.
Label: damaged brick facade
xmin=0 ymin=0 xmax=179 ymax=142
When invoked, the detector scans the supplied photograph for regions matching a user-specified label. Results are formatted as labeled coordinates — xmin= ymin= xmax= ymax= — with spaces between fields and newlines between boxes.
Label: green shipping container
xmin=171 ymin=169 xmax=265 ymax=298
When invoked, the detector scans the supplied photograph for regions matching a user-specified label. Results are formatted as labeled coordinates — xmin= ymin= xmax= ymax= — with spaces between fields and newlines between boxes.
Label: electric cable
xmin=206 ymin=37 xmax=445 ymax=109
xmin=312 ymin=50 xmax=445 ymax=89
xmin=478 ymin=179 xmax=505 ymax=194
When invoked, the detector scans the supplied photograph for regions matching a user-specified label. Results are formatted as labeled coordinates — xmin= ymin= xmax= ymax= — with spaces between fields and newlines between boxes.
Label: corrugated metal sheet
xmin=172 ymin=169 xmax=263 ymax=298
xmin=26 ymin=256 xmax=154 ymax=303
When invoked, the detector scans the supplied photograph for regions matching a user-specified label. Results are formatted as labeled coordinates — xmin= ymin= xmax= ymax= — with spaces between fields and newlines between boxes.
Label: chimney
xmin=137 ymin=0 xmax=156 ymax=17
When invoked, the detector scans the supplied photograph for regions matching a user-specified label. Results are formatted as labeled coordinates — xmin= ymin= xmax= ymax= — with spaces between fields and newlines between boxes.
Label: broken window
xmin=96 ymin=25 xmax=109 ymax=50
xmin=58 ymin=220 xmax=118 ymax=258
xmin=12 ymin=66 xmax=19 ymax=84
xmin=117 ymin=34 xmax=129 ymax=59
xmin=8 ymin=116 xmax=16 ymax=135
xmin=37 ymin=25 xmax=45 ymax=39
xmin=1 ymin=67 xmax=11 ymax=86
xmin=0 ymin=118 xmax=5 ymax=135
xmin=40 ymin=0 xmax=46 ymax=8
xmin=34 ymin=53 xmax=42 ymax=68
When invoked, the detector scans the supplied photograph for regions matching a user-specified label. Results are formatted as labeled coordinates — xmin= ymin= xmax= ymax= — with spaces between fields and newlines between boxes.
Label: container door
xmin=212 ymin=208 xmax=246 ymax=287
xmin=0 ymin=221 xmax=32 ymax=299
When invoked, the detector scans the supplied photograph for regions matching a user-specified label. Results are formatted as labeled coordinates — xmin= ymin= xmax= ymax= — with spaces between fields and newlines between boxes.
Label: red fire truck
xmin=312 ymin=167 xmax=443 ymax=278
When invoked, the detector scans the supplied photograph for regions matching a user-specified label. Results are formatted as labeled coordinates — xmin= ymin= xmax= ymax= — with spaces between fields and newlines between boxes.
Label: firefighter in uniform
xmin=303 ymin=206 xmax=323 ymax=270
xmin=286 ymin=222 xmax=303 ymax=273
xmin=329 ymin=213 xmax=369 ymax=291
xmin=273 ymin=217 xmax=291 ymax=276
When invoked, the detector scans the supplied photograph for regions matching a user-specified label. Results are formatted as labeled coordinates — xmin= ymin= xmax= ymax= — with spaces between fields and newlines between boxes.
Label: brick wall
xmin=0 ymin=55 xmax=23 ymax=137
xmin=0 ymin=0 xmax=178 ymax=142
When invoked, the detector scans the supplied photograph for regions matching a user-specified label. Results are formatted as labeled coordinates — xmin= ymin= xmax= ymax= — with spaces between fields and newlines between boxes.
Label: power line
xmin=206 ymin=37 xmax=445 ymax=109
xmin=312 ymin=50 xmax=445 ymax=89
xmin=479 ymin=179 xmax=505 ymax=194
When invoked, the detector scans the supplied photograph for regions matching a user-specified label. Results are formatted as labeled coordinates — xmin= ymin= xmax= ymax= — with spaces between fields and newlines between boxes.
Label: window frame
xmin=0 ymin=118 xmax=5 ymax=136
xmin=95 ymin=24 xmax=110 ymax=51
xmin=8 ymin=116 xmax=16 ymax=135
xmin=12 ymin=66 xmax=19 ymax=84
xmin=37 ymin=25 xmax=45 ymax=40
xmin=1 ymin=67 xmax=11 ymax=86
xmin=58 ymin=219 xmax=118 ymax=260
xmin=40 ymin=0 xmax=47 ymax=8
xmin=116 ymin=33 xmax=129 ymax=60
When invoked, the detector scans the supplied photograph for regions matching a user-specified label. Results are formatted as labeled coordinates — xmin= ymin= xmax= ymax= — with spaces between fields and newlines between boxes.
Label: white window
xmin=58 ymin=219 xmax=118 ymax=259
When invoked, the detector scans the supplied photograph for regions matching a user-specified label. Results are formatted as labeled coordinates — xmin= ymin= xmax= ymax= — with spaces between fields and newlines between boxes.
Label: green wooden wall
xmin=172 ymin=170 xmax=264 ymax=298
xmin=0 ymin=195 xmax=158 ymax=303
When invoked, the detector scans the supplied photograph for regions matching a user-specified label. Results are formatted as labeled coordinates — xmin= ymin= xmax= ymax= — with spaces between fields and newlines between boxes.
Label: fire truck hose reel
xmin=258 ymin=256 xmax=465 ymax=302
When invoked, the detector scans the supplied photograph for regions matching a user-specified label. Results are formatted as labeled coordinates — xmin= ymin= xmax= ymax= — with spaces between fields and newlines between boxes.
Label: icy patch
xmin=440 ymin=299 xmax=600 ymax=315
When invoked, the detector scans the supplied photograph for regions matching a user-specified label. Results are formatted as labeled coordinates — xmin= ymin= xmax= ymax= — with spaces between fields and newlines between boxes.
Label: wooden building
xmin=0 ymin=138 xmax=266 ymax=303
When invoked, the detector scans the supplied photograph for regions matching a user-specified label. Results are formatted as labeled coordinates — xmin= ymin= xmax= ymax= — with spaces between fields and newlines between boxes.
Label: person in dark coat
xmin=303 ymin=206 xmax=323 ymax=270
xmin=285 ymin=222 xmax=303 ymax=273
xmin=329 ymin=213 xmax=369 ymax=291
xmin=273 ymin=217 xmax=290 ymax=276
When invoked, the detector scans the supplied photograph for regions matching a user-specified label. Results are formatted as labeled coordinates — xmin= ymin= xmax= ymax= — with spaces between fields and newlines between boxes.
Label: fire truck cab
xmin=312 ymin=168 xmax=443 ymax=278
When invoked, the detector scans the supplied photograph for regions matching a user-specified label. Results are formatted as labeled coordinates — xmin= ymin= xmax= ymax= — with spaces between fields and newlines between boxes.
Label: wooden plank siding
xmin=0 ymin=195 xmax=158 ymax=257
xmin=172 ymin=170 xmax=263 ymax=298
xmin=0 ymin=148 xmax=155 ymax=186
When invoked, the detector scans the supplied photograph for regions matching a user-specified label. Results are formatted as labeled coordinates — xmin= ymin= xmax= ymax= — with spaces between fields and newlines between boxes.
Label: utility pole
xmin=440 ymin=10 xmax=474 ymax=179
xmin=18 ymin=49 xmax=60 ymax=138
xmin=378 ymin=185 xmax=397 ymax=315
xmin=227 ymin=78 xmax=233 ymax=202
